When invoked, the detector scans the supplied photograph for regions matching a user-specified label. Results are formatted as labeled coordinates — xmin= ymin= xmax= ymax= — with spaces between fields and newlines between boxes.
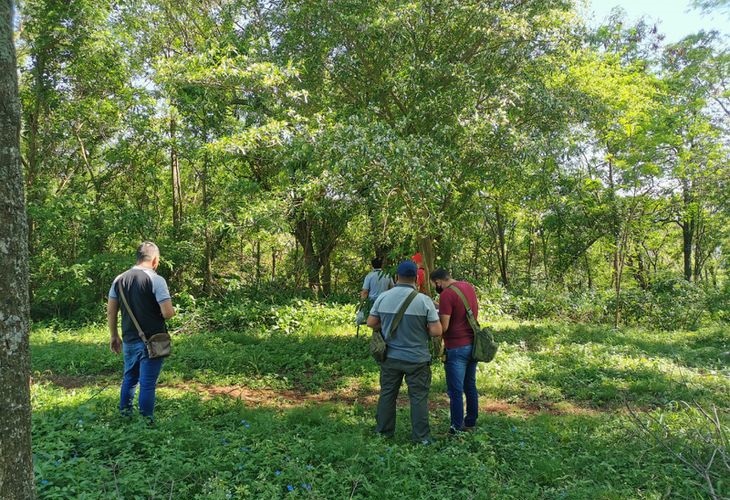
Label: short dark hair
xmin=430 ymin=268 xmax=450 ymax=281
xmin=136 ymin=241 xmax=160 ymax=263
xmin=371 ymin=257 xmax=383 ymax=268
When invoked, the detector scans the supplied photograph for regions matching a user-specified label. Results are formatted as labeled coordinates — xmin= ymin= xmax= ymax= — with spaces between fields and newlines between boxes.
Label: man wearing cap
xmin=367 ymin=260 xmax=443 ymax=444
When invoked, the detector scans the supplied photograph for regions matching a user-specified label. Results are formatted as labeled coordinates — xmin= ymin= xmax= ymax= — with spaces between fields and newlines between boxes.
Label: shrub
xmin=31 ymin=251 xmax=129 ymax=323
xmin=705 ymin=281 xmax=730 ymax=323
xmin=605 ymin=288 xmax=653 ymax=326
xmin=648 ymin=278 xmax=707 ymax=331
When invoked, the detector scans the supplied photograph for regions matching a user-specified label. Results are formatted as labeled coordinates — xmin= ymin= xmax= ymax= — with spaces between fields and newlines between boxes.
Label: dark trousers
xmin=376 ymin=357 xmax=432 ymax=441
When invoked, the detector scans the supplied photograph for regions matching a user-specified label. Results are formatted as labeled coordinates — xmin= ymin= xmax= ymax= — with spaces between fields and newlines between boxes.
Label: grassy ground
xmin=30 ymin=311 xmax=729 ymax=499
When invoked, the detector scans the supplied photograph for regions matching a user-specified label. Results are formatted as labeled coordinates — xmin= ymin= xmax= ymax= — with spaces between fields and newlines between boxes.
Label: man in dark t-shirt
xmin=107 ymin=242 xmax=175 ymax=420
xmin=430 ymin=268 xmax=479 ymax=434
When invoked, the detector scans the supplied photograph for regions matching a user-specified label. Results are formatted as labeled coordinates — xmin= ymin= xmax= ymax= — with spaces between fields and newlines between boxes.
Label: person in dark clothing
xmin=107 ymin=242 xmax=175 ymax=419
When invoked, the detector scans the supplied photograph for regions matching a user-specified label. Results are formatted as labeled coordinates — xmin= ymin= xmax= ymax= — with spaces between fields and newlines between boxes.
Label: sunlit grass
xmin=30 ymin=311 xmax=728 ymax=499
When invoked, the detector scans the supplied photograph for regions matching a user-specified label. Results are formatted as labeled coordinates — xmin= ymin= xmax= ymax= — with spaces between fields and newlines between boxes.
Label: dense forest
xmin=14 ymin=0 xmax=730 ymax=327
xmin=3 ymin=2 xmax=729 ymax=498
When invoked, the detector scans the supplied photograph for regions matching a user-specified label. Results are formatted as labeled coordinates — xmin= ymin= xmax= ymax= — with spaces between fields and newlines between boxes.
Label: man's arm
xmin=360 ymin=289 xmax=369 ymax=300
xmin=107 ymin=298 xmax=121 ymax=354
xmin=428 ymin=320 xmax=443 ymax=338
xmin=366 ymin=314 xmax=381 ymax=330
xmin=159 ymin=299 xmax=175 ymax=320
xmin=439 ymin=314 xmax=451 ymax=334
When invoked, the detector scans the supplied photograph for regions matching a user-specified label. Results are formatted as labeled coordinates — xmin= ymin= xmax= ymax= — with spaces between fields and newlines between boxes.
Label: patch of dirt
xmin=483 ymin=399 xmax=602 ymax=417
xmin=172 ymin=381 xmax=384 ymax=409
xmin=165 ymin=381 xmax=602 ymax=416
xmin=35 ymin=373 xmax=605 ymax=417
xmin=34 ymin=373 xmax=108 ymax=389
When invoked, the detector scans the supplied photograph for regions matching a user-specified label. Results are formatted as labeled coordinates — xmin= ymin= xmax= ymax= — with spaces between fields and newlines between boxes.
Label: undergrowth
xmin=30 ymin=300 xmax=729 ymax=499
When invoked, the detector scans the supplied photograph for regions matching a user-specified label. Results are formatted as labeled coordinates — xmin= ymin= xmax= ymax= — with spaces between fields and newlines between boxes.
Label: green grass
xmin=30 ymin=312 xmax=729 ymax=499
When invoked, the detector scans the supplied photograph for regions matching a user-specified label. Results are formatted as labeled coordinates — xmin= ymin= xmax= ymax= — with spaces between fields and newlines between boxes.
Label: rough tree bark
xmin=0 ymin=0 xmax=35 ymax=497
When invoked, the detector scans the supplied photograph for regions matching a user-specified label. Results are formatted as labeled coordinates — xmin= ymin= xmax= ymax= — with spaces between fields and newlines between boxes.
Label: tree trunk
xmin=23 ymin=21 xmax=47 ymax=261
xmin=170 ymin=113 xmax=182 ymax=231
xmin=200 ymin=151 xmax=213 ymax=295
xmin=607 ymin=155 xmax=623 ymax=328
xmin=633 ymin=251 xmax=648 ymax=290
xmin=0 ymin=2 xmax=35 ymax=496
xmin=255 ymin=239 xmax=261 ymax=284
xmin=271 ymin=248 xmax=276 ymax=281
xmin=495 ymin=205 xmax=509 ymax=287
xmin=540 ymin=230 xmax=550 ymax=287
xmin=693 ymin=211 xmax=706 ymax=282
xmin=472 ymin=232 xmax=481 ymax=283
xmin=293 ymin=218 xmax=320 ymax=294
xmin=681 ymin=178 xmax=694 ymax=281
xmin=526 ymin=229 xmax=536 ymax=291
xmin=321 ymin=253 xmax=332 ymax=296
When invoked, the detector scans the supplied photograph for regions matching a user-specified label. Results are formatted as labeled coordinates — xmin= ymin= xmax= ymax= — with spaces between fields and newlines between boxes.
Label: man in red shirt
xmin=430 ymin=268 xmax=479 ymax=434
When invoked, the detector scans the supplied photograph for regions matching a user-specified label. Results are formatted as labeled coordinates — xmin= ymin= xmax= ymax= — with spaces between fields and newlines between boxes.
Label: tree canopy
xmin=14 ymin=0 xmax=730 ymax=325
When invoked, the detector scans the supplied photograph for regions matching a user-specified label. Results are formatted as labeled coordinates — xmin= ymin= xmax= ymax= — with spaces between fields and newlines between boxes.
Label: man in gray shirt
xmin=357 ymin=257 xmax=394 ymax=324
xmin=360 ymin=257 xmax=394 ymax=302
xmin=367 ymin=260 xmax=442 ymax=444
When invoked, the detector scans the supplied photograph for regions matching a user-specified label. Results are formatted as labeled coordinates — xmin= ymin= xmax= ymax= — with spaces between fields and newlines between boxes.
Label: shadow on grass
xmin=31 ymin=322 xmax=729 ymax=412
xmin=31 ymin=331 xmax=380 ymax=393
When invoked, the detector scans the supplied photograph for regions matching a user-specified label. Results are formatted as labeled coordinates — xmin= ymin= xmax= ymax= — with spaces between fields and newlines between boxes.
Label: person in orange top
xmin=411 ymin=252 xmax=428 ymax=294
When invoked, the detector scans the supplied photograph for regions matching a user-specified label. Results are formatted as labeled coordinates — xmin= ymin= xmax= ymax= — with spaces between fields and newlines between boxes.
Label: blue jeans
xmin=120 ymin=340 xmax=164 ymax=418
xmin=444 ymin=344 xmax=478 ymax=430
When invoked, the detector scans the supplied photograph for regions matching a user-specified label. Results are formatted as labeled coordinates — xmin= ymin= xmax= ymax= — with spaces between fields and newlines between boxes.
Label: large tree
xmin=0 ymin=0 xmax=34 ymax=497
xmin=275 ymin=0 xmax=580 ymax=278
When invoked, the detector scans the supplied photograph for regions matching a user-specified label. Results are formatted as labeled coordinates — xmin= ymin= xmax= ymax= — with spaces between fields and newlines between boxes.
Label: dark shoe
xmin=448 ymin=426 xmax=469 ymax=436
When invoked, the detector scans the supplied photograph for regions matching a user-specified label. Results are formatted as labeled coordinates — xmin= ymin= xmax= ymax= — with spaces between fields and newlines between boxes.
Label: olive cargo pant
xmin=375 ymin=357 xmax=432 ymax=442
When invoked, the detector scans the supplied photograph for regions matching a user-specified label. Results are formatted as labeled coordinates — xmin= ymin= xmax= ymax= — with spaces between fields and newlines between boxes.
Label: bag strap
xmin=389 ymin=289 xmax=419 ymax=339
xmin=447 ymin=284 xmax=480 ymax=334
xmin=116 ymin=274 xmax=149 ymax=344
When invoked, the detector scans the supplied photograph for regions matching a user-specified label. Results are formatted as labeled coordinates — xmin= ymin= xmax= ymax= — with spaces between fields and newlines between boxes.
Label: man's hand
xmin=110 ymin=335 xmax=122 ymax=354
xmin=107 ymin=298 xmax=121 ymax=354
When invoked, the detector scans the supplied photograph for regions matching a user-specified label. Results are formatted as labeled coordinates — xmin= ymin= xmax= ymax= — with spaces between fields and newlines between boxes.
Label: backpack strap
xmin=388 ymin=289 xmax=419 ymax=339
xmin=447 ymin=284 xmax=480 ymax=334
